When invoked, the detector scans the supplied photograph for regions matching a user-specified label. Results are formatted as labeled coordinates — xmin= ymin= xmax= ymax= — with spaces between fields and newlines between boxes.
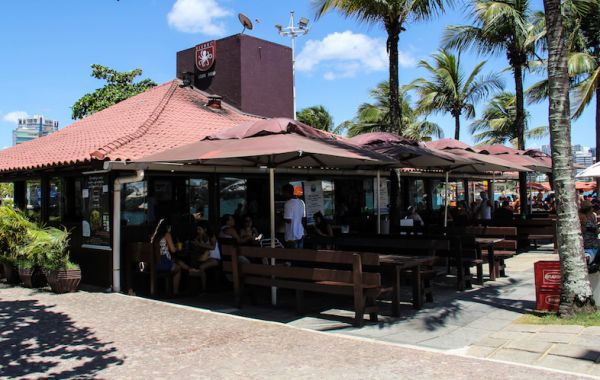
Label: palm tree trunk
xmin=543 ymin=0 xmax=595 ymax=315
xmin=513 ymin=64 xmax=529 ymax=218
xmin=386 ymin=22 xmax=401 ymax=135
xmin=454 ymin=114 xmax=460 ymax=141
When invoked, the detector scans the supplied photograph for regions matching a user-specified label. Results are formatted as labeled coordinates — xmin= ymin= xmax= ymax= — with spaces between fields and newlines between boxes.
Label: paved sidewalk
xmin=0 ymin=285 xmax=591 ymax=379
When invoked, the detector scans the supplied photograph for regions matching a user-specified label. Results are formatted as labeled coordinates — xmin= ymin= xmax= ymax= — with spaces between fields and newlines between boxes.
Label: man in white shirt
xmin=282 ymin=183 xmax=306 ymax=248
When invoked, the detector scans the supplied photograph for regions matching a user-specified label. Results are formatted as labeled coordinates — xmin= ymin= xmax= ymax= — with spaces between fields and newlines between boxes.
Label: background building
xmin=13 ymin=115 xmax=59 ymax=145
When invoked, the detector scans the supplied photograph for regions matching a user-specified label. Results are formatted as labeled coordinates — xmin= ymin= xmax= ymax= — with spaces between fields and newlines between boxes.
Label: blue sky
xmin=0 ymin=0 xmax=596 ymax=150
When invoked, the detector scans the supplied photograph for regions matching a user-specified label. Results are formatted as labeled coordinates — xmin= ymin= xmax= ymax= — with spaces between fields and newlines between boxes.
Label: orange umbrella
xmin=576 ymin=182 xmax=597 ymax=192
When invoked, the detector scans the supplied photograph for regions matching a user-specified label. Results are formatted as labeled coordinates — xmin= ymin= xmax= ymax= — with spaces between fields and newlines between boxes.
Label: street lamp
xmin=276 ymin=11 xmax=309 ymax=120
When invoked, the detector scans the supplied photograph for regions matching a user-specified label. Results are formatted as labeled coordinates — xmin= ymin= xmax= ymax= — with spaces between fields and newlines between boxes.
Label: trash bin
xmin=534 ymin=261 xmax=561 ymax=312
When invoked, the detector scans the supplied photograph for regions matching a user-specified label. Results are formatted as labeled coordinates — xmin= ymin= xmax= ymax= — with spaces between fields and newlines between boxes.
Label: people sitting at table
xmin=579 ymin=200 xmax=599 ymax=264
xmin=189 ymin=220 xmax=220 ymax=291
xmin=406 ymin=205 xmax=424 ymax=226
xmin=313 ymin=211 xmax=334 ymax=237
xmin=219 ymin=214 xmax=244 ymax=243
xmin=150 ymin=219 xmax=199 ymax=296
xmin=494 ymin=200 xmax=514 ymax=221
xmin=239 ymin=216 xmax=261 ymax=244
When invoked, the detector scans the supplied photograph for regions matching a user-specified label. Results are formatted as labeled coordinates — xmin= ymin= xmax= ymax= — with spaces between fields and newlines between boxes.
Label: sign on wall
xmin=304 ymin=181 xmax=324 ymax=225
xmin=195 ymin=40 xmax=217 ymax=80
xmin=81 ymin=175 xmax=111 ymax=250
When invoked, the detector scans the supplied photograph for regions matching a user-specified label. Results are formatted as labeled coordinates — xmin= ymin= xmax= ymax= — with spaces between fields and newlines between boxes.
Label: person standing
xmin=282 ymin=183 xmax=305 ymax=248
xmin=478 ymin=191 xmax=492 ymax=221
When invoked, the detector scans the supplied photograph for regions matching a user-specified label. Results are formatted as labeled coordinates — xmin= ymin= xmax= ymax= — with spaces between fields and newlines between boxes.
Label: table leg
xmin=412 ymin=264 xmax=422 ymax=309
xmin=392 ymin=266 xmax=401 ymax=317
xmin=487 ymin=245 xmax=496 ymax=281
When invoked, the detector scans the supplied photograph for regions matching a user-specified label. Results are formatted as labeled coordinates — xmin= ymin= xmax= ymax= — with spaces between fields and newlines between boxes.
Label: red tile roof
xmin=0 ymin=80 xmax=262 ymax=173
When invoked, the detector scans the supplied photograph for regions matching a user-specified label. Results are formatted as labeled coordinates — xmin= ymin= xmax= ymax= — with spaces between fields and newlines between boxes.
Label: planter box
xmin=2 ymin=263 xmax=20 ymax=284
xmin=45 ymin=268 xmax=81 ymax=294
xmin=18 ymin=267 xmax=47 ymax=288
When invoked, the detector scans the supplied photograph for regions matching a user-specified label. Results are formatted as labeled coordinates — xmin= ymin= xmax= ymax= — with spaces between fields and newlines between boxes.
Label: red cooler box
xmin=534 ymin=261 xmax=561 ymax=311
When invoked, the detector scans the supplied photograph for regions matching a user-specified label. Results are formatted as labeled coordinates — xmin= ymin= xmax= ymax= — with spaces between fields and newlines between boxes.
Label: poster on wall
xmin=304 ymin=181 xmax=324 ymax=225
xmin=81 ymin=175 xmax=111 ymax=250
xmin=375 ymin=179 xmax=390 ymax=215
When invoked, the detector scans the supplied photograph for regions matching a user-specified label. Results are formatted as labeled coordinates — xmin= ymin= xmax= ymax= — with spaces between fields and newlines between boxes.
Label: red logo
xmin=195 ymin=41 xmax=216 ymax=72
xmin=545 ymin=295 xmax=560 ymax=305
xmin=543 ymin=270 xmax=561 ymax=284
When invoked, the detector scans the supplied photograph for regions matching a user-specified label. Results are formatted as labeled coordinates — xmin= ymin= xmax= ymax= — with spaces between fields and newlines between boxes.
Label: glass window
xmin=25 ymin=179 xmax=41 ymax=221
xmin=189 ymin=178 xmax=209 ymax=220
xmin=122 ymin=181 xmax=147 ymax=226
xmin=219 ymin=177 xmax=247 ymax=217
xmin=49 ymin=177 xmax=62 ymax=222
xmin=407 ymin=179 xmax=425 ymax=211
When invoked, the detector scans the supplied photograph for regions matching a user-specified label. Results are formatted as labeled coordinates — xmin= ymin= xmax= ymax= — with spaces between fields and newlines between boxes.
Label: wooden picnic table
xmin=378 ymin=254 xmax=437 ymax=317
xmin=474 ymin=237 xmax=504 ymax=281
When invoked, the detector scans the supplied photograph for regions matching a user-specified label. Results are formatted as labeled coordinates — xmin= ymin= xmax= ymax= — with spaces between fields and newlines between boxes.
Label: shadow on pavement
xmin=0 ymin=298 xmax=123 ymax=379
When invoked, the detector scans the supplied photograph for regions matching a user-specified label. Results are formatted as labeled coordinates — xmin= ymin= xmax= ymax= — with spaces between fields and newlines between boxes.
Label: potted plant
xmin=0 ymin=206 xmax=34 ymax=285
xmin=17 ymin=257 xmax=46 ymax=288
xmin=39 ymin=227 xmax=80 ymax=293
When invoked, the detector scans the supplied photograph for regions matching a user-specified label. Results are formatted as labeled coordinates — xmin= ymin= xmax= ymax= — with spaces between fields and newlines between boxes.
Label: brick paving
xmin=0 ymin=285 xmax=591 ymax=379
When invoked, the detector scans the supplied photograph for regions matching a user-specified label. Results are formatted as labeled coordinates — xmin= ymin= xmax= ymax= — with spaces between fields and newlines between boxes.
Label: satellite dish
xmin=238 ymin=13 xmax=254 ymax=34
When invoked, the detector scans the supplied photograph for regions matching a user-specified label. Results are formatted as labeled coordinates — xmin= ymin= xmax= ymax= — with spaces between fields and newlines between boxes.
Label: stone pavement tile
xmin=379 ymin=325 xmax=460 ymax=344
xmin=541 ymin=325 xmax=585 ymax=334
xmin=490 ymin=331 xmax=535 ymax=341
xmin=490 ymin=348 xmax=542 ymax=365
xmin=532 ymin=332 xmax=577 ymax=344
xmin=473 ymin=337 xmax=508 ymax=348
xmin=572 ymin=335 xmax=600 ymax=348
xmin=583 ymin=326 xmax=600 ymax=336
xmin=504 ymin=324 xmax=545 ymax=333
xmin=549 ymin=343 xmax=600 ymax=362
xmin=536 ymin=354 xmax=597 ymax=375
xmin=464 ymin=318 xmax=513 ymax=332
xmin=504 ymin=339 xmax=552 ymax=353
xmin=419 ymin=327 xmax=490 ymax=350
xmin=466 ymin=345 xmax=497 ymax=358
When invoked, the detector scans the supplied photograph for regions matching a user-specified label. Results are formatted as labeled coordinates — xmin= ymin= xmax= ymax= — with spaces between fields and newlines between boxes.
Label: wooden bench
xmin=462 ymin=226 xmax=518 ymax=279
xmin=492 ymin=219 xmax=556 ymax=250
xmin=221 ymin=245 xmax=381 ymax=327
xmin=310 ymin=235 xmax=453 ymax=302
xmin=125 ymin=241 xmax=174 ymax=297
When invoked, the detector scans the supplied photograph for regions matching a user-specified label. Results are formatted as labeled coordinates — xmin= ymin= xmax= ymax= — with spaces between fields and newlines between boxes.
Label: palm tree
xmin=296 ymin=105 xmax=334 ymax=131
xmin=572 ymin=0 xmax=600 ymax=166
xmin=409 ymin=50 xmax=503 ymax=140
xmin=470 ymin=92 xmax=547 ymax=146
xmin=542 ymin=0 xmax=595 ymax=315
xmin=443 ymin=0 xmax=539 ymax=217
xmin=315 ymin=0 xmax=451 ymax=135
xmin=338 ymin=81 xmax=444 ymax=140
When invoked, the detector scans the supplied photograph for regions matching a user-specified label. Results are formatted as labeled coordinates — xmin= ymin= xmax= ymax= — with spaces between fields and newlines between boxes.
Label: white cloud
xmin=296 ymin=31 xmax=416 ymax=80
xmin=2 ymin=111 xmax=28 ymax=124
xmin=167 ymin=0 xmax=231 ymax=35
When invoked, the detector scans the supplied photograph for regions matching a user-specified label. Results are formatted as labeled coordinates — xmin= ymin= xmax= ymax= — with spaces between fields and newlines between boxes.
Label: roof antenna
xmin=238 ymin=13 xmax=254 ymax=34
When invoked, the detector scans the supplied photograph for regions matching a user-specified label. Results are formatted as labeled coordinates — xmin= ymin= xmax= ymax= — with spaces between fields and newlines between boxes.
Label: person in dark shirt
xmin=494 ymin=200 xmax=514 ymax=221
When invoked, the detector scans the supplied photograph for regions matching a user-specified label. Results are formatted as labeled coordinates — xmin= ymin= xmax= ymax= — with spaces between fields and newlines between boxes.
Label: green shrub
xmin=0 ymin=206 xmax=73 ymax=270
xmin=0 ymin=206 xmax=36 ymax=265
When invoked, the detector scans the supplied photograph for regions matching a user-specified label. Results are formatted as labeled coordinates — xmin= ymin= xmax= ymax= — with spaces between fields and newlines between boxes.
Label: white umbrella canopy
xmin=577 ymin=162 xmax=600 ymax=178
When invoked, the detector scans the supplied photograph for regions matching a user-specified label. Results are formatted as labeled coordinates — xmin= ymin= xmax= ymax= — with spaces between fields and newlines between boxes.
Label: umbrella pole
xmin=269 ymin=167 xmax=277 ymax=306
xmin=444 ymin=171 xmax=449 ymax=228
xmin=376 ymin=170 xmax=381 ymax=234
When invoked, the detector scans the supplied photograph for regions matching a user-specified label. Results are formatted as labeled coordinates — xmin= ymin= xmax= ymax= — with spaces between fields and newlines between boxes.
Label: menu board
xmin=375 ymin=178 xmax=390 ymax=215
xmin=81 ymin=175 xmax=111 ymax=250
xmin=304 ymin=181 xmax=324 ymax=225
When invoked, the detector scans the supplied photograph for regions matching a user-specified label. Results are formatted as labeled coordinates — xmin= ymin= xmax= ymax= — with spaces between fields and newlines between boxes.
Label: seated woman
xmin=579 ymin=200 xmax=599 ymax=264
xmin=407 ymin=205 xmax=424 ymax=226
xmin=219 ymin=214 xmax=244 ymax=243
xmin=239 ymin=216 xmax=261 ymax=244
xmin=189 ymin=221 xmax=220 ymax=291
xmin=150 ymin=219 xmax=199 ymax=296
